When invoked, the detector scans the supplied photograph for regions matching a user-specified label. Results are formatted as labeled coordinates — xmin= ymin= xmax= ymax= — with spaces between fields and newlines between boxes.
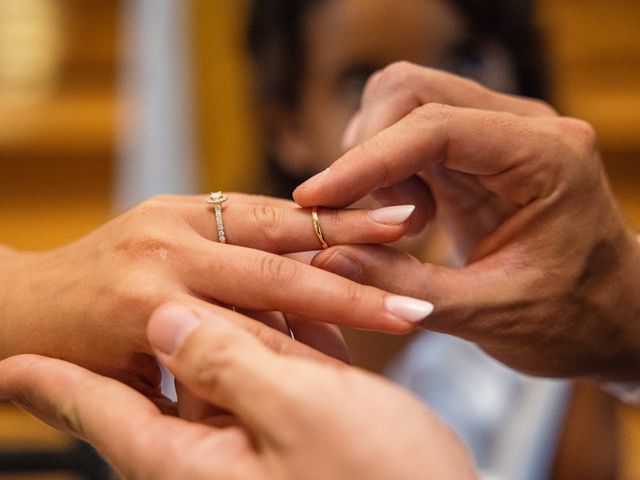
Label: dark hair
xmin=248 ymin=0 xmax=549 ymax=106
xmin=449 ymin=0 xmax=549 ymax=99
xmin=247 ymin=0 xmax=549 ymax=196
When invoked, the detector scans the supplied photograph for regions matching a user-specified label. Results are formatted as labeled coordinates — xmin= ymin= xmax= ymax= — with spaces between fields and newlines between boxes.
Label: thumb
xmin=147 ymin=304 xmax=314 ymax=443
xmin=312 ymin=244 xmax=520 ymax=342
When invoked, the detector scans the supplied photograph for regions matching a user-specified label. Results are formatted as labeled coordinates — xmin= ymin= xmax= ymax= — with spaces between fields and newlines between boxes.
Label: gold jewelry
xmin=311 ymin=206 xmax=329 ymax=250
xmin=207 ymin=192 xmax=229 ymax=243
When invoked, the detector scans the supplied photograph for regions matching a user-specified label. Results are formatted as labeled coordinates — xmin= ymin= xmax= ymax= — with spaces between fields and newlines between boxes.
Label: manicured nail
xmin=316 ymin=250 xmax=362 ymax=280
xmin=369 ymin=205 xmax=415 ymax=226
xmin=385 ymin=295 xmax=434 ymax=323
xmin=148 ymin=305 xmax=201 ymax=355
xmin=295 ymin=167 xmax=330 ymax=192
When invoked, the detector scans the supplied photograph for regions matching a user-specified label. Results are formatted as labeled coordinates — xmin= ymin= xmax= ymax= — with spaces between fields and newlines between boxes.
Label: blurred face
xmin=275 ymin=0 xmax=467 ymax=177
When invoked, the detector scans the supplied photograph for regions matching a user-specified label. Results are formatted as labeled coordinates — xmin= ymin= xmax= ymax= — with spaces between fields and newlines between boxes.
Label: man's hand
xmin=0 ymin=303 xmax=477 ymax=480
xmin=294 ymin=62 xmax=640 ymax=381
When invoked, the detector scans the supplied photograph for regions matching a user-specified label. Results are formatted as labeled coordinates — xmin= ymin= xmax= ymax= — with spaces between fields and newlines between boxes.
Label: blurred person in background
xmin=2 ymin=61 xmax=640 ymax=480
xmin=247 ymin=1 xmax=572 ymax=479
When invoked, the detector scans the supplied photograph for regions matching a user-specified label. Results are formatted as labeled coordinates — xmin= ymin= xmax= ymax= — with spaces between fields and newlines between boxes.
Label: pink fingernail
xmin=148 ymin=305 xmax=201 ymax=355
xmin=385 ymin=295 xmax=434 ymax=323
xmin=369 ymin=205 xmax=415 ymax=226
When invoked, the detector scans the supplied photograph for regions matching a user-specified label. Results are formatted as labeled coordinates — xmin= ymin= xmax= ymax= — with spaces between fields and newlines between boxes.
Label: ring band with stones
xmin=207 ymin=191 xmax=229 ymax=244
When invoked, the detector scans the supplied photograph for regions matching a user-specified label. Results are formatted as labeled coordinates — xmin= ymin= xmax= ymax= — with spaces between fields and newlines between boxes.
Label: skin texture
xmin=294 ymin=62 xmax=640 ymax=381
xmin=0 ymin=303 xmax=478 ymax=480
xmin=0 ymin=193 xmax=428 ymax=398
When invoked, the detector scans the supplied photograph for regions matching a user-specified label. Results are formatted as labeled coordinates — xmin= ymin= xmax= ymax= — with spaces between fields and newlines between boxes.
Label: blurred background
xmin=0 ymin=0 xmax=639 ymax=479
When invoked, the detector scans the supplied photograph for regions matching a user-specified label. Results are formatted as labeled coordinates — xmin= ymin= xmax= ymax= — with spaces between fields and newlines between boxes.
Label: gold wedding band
xmin=207 ymin=191 xmax=228 ymax=244
xmin=311 ymin=206 xmax=329 ymax=250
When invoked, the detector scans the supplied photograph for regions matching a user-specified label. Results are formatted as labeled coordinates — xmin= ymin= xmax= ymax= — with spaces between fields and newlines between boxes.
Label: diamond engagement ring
xmin=208 ymin=191 xmax=229 ymax=244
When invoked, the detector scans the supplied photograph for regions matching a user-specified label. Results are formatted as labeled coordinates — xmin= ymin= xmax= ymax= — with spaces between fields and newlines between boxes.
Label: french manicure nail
xmin=369 ymin=205 xmax=416 ymax=226
xmin=148 ymin=305 xmax=201 ymax=355
xmin=385 ymin=295 xmax=434 ymax=323
xmin=296 ymin=167 xmax=330 ymax=192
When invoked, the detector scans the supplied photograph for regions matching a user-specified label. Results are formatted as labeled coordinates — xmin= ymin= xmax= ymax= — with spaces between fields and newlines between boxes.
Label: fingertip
xmin=292 ymin=167 xmax=331 ymax=205
xmin=148 ymin=304 xmax=201 ymax=356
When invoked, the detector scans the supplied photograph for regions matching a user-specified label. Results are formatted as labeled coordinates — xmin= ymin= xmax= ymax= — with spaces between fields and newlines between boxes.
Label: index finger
xmin=294 ymin=105 xmax=560 ymax=209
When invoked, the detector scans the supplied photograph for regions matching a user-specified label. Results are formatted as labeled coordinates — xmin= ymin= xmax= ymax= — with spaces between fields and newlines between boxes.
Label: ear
xmin=267 ymin=106 xmax=315 ymax=178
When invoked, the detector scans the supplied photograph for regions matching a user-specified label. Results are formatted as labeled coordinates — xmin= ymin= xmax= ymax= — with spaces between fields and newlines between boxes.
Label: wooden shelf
xmin=0 ymin=90 xmax=116 ymax=159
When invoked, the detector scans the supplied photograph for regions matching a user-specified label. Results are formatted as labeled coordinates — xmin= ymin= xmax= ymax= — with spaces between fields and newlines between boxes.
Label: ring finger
xmin=186 ymin=196 xmax=417 ymax=254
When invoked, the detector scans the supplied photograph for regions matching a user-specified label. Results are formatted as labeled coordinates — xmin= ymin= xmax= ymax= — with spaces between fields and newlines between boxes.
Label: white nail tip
xmin=369 ymin=205 xmax=416 ymax=226
xmin=385 ymin=295 xmax=434 ymax=323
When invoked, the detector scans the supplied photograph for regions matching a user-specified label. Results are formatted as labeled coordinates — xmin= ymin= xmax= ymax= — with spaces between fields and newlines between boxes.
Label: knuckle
xmin=325 ymin=208 xmax=351 ymax=236
xmin=365 ymin=61 xmax=421 ymax=98
xmin=380 ymin=61 xmax=419 ymax=86
xmin=550 ymin=118 xmax=600 ymax=181
xmin=251 ymin=205 xmax=286 ymax=244
xmin=412 ymin=102 xmax=451 ymax=122
xmin=256 ymin=254 xmax=298 ymax=287
xmin=529 ymin=98 xmax=559 ymax=116
xmin=342 ymin=283 xmax=366 ymax=312
xmin=563 ymin=118 xmax=598 ymax=152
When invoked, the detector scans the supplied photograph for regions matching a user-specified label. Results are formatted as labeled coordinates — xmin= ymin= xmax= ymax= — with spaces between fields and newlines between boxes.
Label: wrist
xmin=0 ymin=247 xmax=37 ymax=360
xmin=596 ymin=227 xmax=640 ymax=381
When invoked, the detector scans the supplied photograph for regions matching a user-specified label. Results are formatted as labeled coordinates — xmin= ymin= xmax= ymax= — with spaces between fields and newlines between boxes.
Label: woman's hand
xmin=294 ymin=63 xmax=640 ymax=380
xmin=0 ymin=193 xmax=432 ymax=395
xmin=0 ymin=303 xmax=477 ymax=480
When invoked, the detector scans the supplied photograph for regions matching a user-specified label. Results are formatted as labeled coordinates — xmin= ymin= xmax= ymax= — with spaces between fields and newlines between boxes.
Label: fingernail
xmin=369 ymin=205 xmax=415 ymax=226
xmin=148 ymin=305 xmax=201 ymax=355
xmin=385 ymin=295 xmax=434 ymax=323
xmin=316 ymin=250 xmax=362 ymax=280
xmin=342 ymin=113 xmax=361 ymax=149
xmin=295 ymin=167 xmax=330 ymax=193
